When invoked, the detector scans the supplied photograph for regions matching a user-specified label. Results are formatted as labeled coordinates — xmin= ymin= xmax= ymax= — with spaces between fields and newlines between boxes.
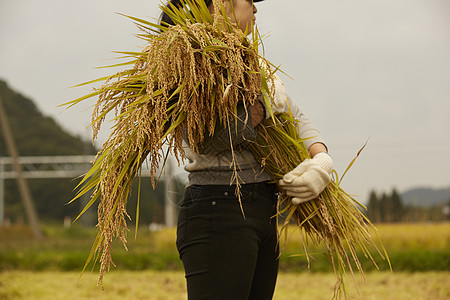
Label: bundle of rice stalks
xmin=249 ymin=113 xmax=390 ymax=298
xmin=65 ymin=0 xmax=389 ymax=297
xmin=65 ymin=0 xmax=276 ymax=286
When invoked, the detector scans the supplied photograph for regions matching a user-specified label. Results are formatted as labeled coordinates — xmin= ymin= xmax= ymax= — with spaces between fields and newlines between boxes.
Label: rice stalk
xmin=248 ymin=113 xmax=391 ymax=298
xmin=64 ymin=0 xmax=277 ymax=287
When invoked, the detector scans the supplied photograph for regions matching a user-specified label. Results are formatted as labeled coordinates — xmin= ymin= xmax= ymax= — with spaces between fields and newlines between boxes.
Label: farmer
xmin=160 ymin=0 xmax=333 ymax=299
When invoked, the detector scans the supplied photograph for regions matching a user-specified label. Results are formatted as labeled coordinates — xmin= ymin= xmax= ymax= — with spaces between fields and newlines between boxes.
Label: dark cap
xmin=205 ymin=0 xmax=265 ymax=6
xmin=206 ymin=0 xmax=265 ymax=4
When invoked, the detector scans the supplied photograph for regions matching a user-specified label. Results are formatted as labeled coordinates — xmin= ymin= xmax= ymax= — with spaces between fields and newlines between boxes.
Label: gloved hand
xmin=278 ymin=152 xmax=333 ymax=205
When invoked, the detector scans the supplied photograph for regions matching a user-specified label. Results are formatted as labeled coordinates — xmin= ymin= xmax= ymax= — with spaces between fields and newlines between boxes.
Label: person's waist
xmin=186 ymin=166 xmax=273 ymax=186
xmin=184 ymin=181 xmax=277 ymax=202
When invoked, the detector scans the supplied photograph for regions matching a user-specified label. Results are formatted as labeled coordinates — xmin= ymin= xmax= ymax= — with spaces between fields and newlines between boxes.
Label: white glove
xmin=278 ymin=152 xmax=333 ymax=205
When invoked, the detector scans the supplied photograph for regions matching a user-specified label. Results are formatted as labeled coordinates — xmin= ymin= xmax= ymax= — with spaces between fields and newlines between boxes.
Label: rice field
xmin=0 ymin=270 xmax=448 ymax=300
xmin=0 ymin=222 xmax=449 ymax=299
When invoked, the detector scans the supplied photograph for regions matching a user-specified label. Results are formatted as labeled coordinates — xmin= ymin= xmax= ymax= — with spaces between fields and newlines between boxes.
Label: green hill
xmin=0 ymin=79 xmax=181 ymax=226
xmin=0 ymin=80 xmax=94 ymax=156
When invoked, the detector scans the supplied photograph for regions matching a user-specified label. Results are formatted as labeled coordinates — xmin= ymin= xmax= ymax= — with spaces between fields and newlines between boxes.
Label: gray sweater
xmin=182 ymin=102 xmax=325 ymax=186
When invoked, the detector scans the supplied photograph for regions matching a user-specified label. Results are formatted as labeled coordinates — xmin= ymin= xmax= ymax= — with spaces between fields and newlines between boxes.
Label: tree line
xmin=366 ymin=188 xmax=449 ymax=223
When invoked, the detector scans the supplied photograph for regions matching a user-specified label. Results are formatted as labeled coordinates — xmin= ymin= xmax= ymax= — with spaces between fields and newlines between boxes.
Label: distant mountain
xmin=401 ymin=187 xmax=450 ymax=207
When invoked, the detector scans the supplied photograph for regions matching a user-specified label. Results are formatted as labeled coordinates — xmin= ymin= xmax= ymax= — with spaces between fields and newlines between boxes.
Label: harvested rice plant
xmin=64 ymin=0 xmax=391 ymax=297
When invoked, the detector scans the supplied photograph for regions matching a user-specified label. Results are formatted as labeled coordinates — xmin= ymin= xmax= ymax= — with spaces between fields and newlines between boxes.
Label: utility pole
xmin=0 ymin=93 xmax=42 ymax=238
xmin=0 ymin=161 xmax=4 ymax=225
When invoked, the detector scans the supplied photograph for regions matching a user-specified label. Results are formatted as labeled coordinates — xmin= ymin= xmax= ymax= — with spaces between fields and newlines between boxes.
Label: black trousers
xmin=176 ymin=182 xmax=279 ymax=300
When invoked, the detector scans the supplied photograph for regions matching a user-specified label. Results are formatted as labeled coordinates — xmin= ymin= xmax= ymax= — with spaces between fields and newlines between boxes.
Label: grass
xmin=0 ymin=224 xmax=182 ymax=272
xmin=0 ymin=270 xmax=448 ymax=300
xmin=0 ymin=223 xmax=449 ymax=273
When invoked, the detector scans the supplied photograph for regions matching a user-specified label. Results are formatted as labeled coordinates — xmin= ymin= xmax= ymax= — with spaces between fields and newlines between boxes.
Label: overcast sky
xmin=1 ymin=0 xmax=449 ymax=203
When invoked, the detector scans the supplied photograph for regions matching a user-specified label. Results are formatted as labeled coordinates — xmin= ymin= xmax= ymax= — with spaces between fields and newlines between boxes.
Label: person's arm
xmin=259 ymin=74 xmax=328 ymax=155
xmin=309 ymin=142 xmax=328 ymax=157
xmin=278 ymin=109 xmax=332 ymax=205
xmin=265 ymin=85 xmax=332 ymax=204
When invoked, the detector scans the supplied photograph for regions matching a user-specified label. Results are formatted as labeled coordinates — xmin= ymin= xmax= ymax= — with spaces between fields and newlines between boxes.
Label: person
xmin=160 ymin=0 xmax=333 ymax=299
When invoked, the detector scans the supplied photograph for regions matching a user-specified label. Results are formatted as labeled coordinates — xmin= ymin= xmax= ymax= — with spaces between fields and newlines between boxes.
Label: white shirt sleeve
xmin=286 ymin=95 xmax=326 ymax=150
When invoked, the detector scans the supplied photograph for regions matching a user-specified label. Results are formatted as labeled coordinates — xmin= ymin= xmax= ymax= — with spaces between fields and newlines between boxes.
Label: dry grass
xmin=275 ymin=271 xmax=450 ymax=300
xmin=278 ymin=222 xmax=450 ymax=253
xmin=371 ymin=223 xmax=450 ymax=250
xmin=0 ymin=270 xmax=448 ymax=300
